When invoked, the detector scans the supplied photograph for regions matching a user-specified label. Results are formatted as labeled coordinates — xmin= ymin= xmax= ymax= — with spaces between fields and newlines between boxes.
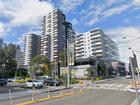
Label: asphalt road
xmin=0 ymin=77 xmax=136 ymax=105
xmin=31 ymin=77 xmax=136 ymax=105
xmin=32 ymin=89 xmax=135 ymax=105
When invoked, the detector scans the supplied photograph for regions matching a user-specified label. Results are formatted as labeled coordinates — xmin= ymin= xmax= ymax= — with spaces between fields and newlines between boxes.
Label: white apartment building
xmin=75 ymin=28 xmax=119 ymax=61
xmin=41 ymin=9 xmax=66 ymax=62
xmin=24 ymin=33 xmax=41 ymax=66
xmin=15 ymin=45 xmax=22 ymax=67
xmin=41 ymin=9 xmax=75 ymax=63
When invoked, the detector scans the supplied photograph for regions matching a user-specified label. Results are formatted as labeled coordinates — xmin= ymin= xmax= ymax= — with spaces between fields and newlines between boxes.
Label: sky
xmin=0 ymin=0 xmax=140 ymax=66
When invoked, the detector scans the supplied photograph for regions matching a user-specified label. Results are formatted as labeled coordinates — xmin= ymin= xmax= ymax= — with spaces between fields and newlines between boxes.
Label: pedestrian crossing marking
xmin=92 ymin=83 xmax=130 ymax=92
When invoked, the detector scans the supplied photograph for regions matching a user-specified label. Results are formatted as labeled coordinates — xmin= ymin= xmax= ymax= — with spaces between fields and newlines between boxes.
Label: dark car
xmin=0 ymin=79 xmax=7 ymax=86
xmin=44 ymin=78 xmax=61 ymax=86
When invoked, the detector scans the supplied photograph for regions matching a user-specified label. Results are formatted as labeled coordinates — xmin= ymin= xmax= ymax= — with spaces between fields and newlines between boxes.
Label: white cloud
xmin=84 ymin=1 xmax=131 ymax=25
xmin=87 ymin=17 xmax=98 ymax=26
xmin=106 ymin=27 xmax=140 ymax=66
xmin=106 ymin=0 xmax=120 ymax=6
xmin=71 ymin=18 xmax=78 ymax=26
xmin=85 ymin=5 xmax=104 ymax=25
xmin=81 ymin=0 xmax=140 ymax=25
xmin=133 ymin=0 xmax=140 ymax=6
xmin=103 ymin=4 xmax=130 ymax=17
xmin=60 ymin=0 xmax=85 ymax=13
xmin=0 ymin=0 xmax=54 ymax=26
xmin=0 ymin=22 xmax=5 ymax=37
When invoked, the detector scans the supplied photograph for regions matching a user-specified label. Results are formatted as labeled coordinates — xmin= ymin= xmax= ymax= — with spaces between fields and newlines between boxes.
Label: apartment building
xmin=41 ymin=9 xmax=75 ymax=62
xmin=24 ymin=33 xmax=41 ymax=66
xmin=15 ymin=45 xmax=22 ymax=67
xmin=0 ymin=38 xmax=3 ymax=48
xmin=75 ymin=28 xmax=119 ymax=61
xmin=64 ymin=21 xmax=75 ymax=66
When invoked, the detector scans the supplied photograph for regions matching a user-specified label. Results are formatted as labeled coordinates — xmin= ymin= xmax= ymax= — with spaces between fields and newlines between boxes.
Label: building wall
xmin=41 ymin=9 xmax=66 ymax=62
xmin=0 ymin=38 xmax=3 ymax=48
xmin=75 ymin=28 xmax=119 ymax=61
xmin=15 ymin=45 xmax=22 ymax=67
xmin=64 ymin=21 xmax=75 ymax=66
xmin=60 ymin=65 xmax=97 ymax=79
xmin=24 ymin=33 xmax=41 ymax=66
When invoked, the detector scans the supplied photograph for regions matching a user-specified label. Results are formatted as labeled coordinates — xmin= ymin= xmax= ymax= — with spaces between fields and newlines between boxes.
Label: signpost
xmin=136 ymin=68 xmax=140 ymax=82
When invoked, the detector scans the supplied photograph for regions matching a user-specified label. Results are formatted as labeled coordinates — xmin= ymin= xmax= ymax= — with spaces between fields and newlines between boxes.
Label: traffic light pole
xmin=67 ymin=65 xmax=70 ymax=87
xmin=130 ymin=56 xmax=140 ymax=105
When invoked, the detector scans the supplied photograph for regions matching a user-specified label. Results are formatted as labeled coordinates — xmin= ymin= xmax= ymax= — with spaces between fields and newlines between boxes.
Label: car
xmin=125 ymin=75 xmax=132 ymax=79
xmin=25 ymin=80 xmax=44 ymax=88
xmin=7 ymin=78 xmax=14 ymax=82
xmin=44 ymin=78 xmax=61 ymax=86
xmin=7 ymin=77 xmax=23 ymax=82
xmin=0 ymin=79 xmax=7 ymax=86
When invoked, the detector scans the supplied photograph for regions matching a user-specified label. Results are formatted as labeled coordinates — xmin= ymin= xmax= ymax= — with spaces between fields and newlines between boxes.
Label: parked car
xmin=7 ymin=77 xmax=23 ymax=82
xmin=125 ymin=75 xmax=132 ymax=79
xmin=0 ymin=79 xmax=7 ymax=86
xmin=25 ymin=80 xmax=44 ymax=88
xmin=44 ymin=78 xmax=61 ymax=86
xmin=7 ymin=78 xmax=14 ymax=82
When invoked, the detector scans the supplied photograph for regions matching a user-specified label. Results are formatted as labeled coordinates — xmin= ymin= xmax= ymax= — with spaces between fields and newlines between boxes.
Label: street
xmin=0 ymin=77 xmax=137 ymax=105
xmin=32 ymin=77 xmax=135 ymax=105
xmin=32 ymin=89 xmax=135 ymax=105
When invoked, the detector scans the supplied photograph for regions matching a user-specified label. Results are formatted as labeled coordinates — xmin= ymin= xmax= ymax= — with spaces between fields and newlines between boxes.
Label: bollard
xmin=60 ymin=88 xmax=63 ymax=96
xmin=71 ymin=87 xmax=74 ymax=94
xmin=80 ymin=86 xmax=82 ymax=92
xmin=48 ymin=86 xmax=50 ymax=98
xmin=32 ymin=86 xmax=35 ymax=101
xmin=9 ymin=89 xmax=13 ymax=105
xmin=60 ymin=85 xmax=63 ymax=96
xmin=88 ymin=86 xmax=90 ymax=91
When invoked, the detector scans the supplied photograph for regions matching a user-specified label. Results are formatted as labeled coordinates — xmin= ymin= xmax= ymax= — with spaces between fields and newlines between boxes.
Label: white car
xmin=25 ymin=80 xmax=44 ymax=88
xmin=125 ymin=75 xmax=132 ymax=79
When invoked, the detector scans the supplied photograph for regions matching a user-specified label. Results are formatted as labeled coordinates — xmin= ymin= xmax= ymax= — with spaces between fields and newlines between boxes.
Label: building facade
xmin=24 ymin=33 xmax=41 ymax=66
xmin=0 ymin=38 xmax=3 ymax=48
xmin=41 ymin=9 xmax=75 ymax=63
xmin=41 ymin=9 xmax=66 ymax=62
xmin=64 ymin=21 xmax=75 ymax=66
xmin=15 ymin=45 xmax=22 ymax=67
xmin=75 ymin=28 xmax=119 ymax=61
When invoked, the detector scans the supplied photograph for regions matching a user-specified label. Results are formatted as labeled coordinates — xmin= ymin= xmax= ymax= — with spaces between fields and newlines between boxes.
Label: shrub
xmin=95 ymin=77 xmax=102 ymax=81
xmin=15 ymin=79 xmax=26 ymax=83
xmin=71 ymin=78 xmax=79 ymax=84
xmin=25 ymin=77 xmax=32 ymax=81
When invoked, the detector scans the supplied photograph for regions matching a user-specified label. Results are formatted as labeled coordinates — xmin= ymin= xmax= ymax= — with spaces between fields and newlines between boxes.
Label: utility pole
xmin=130 ymin=55 xmax=140 ymax=105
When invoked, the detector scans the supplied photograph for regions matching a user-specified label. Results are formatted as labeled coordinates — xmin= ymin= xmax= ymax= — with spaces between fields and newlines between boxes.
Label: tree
xmin=0 ymin=44 xmax=18 ymax=78
xmin=30 ymin=55 xmax=51 ymax=76
xmin=86 ymin=67 xmax=94 ymax=79
xmin=59 ymin=51 xmax=65 ymax=66
xmin=97 ymin=61 xmax=106 ymax=76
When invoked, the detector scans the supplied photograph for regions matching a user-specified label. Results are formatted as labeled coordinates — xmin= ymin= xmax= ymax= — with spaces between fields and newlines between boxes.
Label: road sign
xmin=136 ymin=68 xmax=140 ymax=72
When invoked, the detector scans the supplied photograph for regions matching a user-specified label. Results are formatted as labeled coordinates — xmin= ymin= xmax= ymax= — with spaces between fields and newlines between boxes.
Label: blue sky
xmin=0 ymin=0 xmax=140 ymax=64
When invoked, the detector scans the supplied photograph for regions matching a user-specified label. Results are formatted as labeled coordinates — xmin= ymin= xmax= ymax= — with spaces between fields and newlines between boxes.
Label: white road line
xmin=116 ymin=84 xmax=125 ymax=88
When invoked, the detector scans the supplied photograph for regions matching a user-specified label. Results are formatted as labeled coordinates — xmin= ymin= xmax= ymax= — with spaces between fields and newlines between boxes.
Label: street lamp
xmin=122 ymin=36 xmax=140 ymax=105
xmin=129 ymin=48 xmax=140 ymax=105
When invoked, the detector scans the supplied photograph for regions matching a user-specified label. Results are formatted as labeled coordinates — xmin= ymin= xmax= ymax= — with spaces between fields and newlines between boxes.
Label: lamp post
xmin=122 ymin=36 xmax=140 ymax=105
xmin=129 ymin=48 xmax=140 ymax=105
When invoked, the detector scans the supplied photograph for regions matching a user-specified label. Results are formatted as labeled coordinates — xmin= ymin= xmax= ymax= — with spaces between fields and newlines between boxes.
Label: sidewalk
xmin=0 ymin=86 xmax=69 ymax=100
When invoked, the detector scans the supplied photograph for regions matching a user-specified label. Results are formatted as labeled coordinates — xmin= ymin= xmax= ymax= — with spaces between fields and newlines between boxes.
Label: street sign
xmin=136 ymin=68 xmax=140 ymax=72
